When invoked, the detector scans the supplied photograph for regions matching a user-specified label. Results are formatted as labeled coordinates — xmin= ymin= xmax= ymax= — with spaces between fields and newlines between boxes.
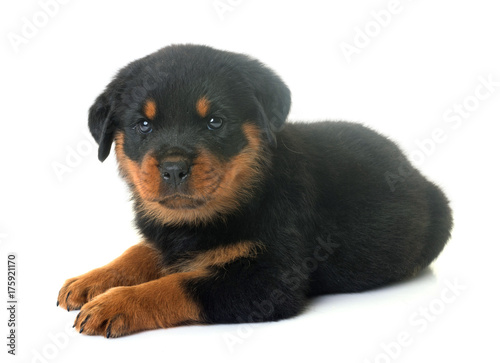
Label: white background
xmin=1 ymin=0 xmax=499 ymax=362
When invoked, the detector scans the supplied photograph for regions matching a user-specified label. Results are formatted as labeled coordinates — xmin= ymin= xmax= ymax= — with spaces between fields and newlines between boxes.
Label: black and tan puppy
xmin=57 ymin=44 xmax=452 ymax=338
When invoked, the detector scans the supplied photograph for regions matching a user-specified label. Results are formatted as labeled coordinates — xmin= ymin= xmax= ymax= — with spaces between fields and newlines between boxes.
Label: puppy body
xmin=143 ymin=121 xmax=451 ymax=324
xmin=57 ymin=45 xmax=452 ymax=337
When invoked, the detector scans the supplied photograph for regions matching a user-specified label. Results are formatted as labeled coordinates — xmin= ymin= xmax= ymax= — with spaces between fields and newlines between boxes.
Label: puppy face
xmin=88 ymin=45 xmax=291 ymax=225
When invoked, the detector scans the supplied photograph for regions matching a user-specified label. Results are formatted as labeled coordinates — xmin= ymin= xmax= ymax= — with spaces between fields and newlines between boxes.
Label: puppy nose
xmin=160 ymin=160 xmax=190 ymax=187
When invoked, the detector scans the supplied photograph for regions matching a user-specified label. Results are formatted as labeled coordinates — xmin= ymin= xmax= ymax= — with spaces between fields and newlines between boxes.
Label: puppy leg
xmin=74 ymin=271 xmax=204 ymax=338
xmin=57 ymin=242 xmax=163 ymax=311
xmin=75 ymin=240 xmax=307 ymax=337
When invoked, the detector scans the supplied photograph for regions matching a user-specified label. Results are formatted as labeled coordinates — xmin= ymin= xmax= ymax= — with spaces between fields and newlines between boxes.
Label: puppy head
xmin=88 ymin=44 xmax=291 ymax=225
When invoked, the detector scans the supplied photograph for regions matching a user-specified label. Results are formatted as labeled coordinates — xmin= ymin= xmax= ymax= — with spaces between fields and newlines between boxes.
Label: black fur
xmin=88 ymin=44 xmax=452 ymax=324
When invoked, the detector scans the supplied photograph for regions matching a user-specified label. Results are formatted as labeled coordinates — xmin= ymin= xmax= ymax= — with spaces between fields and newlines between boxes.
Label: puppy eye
xmin=136 ymin=120 xmax=153 ymax=134
xmin=207 ymin=117 xmax=223 ymax=130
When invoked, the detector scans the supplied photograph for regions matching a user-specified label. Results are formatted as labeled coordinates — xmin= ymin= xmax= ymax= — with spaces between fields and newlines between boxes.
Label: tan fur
xmin=74 ymin=271 xmax=205 ymax=337
xmin=165 ymin=240 xmax=264 ymax=274
xmin=132 ymin=123 xmax=266 ymax=225
xmin=115 ymin=133 xmax=162 ymax=201
xmin=195 ymin=96 xmax=210 ymax=118
xmin=74 ymin=240 xmax=262 ymax=337
xmin=57 ymin=242 xmax=164 ymax=311
xmin=143 ymin=99 xmax=157 ymax=120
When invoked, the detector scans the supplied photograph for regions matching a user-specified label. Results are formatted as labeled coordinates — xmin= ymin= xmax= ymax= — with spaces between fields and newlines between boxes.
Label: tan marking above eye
xmin=196 ymin=97 xmax=210 ymax=118
xmin=143 ymin=99 xmax=157 ymax=120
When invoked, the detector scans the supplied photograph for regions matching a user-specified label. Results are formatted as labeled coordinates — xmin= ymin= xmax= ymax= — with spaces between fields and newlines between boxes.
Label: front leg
xmin=57 ymin=242 xmax=164 ymax=311
xmin=75 ymin=271 xmax=204 ymax=338
xmin=74 ymin=240 xmax=308 ymax=337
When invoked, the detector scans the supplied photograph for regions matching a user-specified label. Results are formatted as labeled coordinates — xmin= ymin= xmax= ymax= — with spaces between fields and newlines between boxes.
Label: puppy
xmin=57 ymin=44 xmax=453 ymax=338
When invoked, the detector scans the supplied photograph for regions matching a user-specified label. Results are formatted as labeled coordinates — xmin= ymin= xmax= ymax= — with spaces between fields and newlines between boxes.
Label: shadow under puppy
xmin=57 ymin=44 xmax=453 ymax=338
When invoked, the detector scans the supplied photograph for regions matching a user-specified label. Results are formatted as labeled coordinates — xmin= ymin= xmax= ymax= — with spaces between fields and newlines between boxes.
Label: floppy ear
xmin=247 ymin=60 xmax=291 ymax=147
xmin=88 ymin=88 xmax=117 ymax=162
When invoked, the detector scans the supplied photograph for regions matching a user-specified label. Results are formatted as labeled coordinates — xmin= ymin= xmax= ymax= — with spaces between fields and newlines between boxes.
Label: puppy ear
xmin=247 ymin=60 xmax=291 ymax=147
xmin=88 ymin=89 xmax=117 ymax=162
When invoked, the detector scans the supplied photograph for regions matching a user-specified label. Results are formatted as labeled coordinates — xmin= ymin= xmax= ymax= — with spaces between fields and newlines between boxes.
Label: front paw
xmin=74 ymin=286 xmax=151 ymax=338
xmin=57 ymin=267 xmax=126 ymax=311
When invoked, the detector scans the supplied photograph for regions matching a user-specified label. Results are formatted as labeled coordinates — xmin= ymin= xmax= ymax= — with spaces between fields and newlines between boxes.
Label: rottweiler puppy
xmin=57 ymin=44 xmax=453 ymax=338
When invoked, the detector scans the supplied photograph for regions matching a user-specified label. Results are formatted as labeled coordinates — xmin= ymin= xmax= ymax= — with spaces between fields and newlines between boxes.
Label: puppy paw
xmin=57 ymin=268 xmax=128 ymax=311
xmin=74 ymin=286 xmax=153 ymax=338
